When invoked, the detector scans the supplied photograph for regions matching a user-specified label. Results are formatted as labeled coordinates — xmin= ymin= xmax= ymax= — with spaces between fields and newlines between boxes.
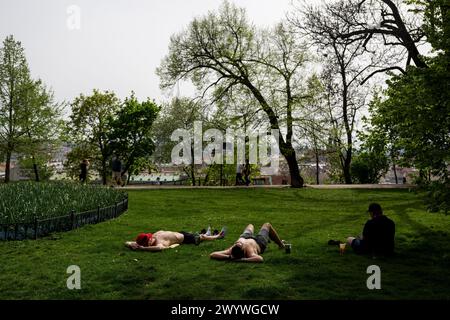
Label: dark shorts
xmin=240 ymin=226 xmax=269 ymax=253
xmin=351 ymin=238 xmax=367 ymax=255
xmin=179 ymin=231 xmax=200 ymax=245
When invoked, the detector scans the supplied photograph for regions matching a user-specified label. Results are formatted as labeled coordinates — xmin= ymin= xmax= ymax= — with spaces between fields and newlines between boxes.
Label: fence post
xmin=34 ymin=217 xmax=38 ymax=240
xmin=71 ymin=210 xmax=75 ymax=230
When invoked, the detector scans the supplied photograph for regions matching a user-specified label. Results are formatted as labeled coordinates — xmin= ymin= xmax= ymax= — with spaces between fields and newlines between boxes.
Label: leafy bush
xmin=0 ymin=181 xmax=127 ymax=224
xmin=351 ymin=151 xmax=389 ymax=184
xmin=423 ymin=179 xmax=450 ymax=215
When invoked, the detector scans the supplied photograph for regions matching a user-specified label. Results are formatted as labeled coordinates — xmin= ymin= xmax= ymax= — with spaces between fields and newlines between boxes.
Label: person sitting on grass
xmin=125 ymin=227 xmax=227 ymax=252
xmin=329 ymin=203 xmax=395 ymax=256
xmin=210 ymin=223 xmax=286 ymax=263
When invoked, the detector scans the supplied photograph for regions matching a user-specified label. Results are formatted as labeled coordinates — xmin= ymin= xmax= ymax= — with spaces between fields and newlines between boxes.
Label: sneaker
xmin=200 ymin=228 xmax=207 ymax=235
xmin=205 ymin=226 xmax=211 ymax=236
xmin=218 ymin=226 xmax=227 ymax=239
xmin=328 ymin=239 xmax=341 ymax=246
xmin=213 ymin=229 xmax=219 ymax=236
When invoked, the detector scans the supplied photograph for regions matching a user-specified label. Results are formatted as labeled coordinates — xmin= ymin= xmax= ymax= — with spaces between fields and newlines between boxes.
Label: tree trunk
xmin=343 ymin=148 xmax=352 ymax=184
xmin=203 ymin=171 xmax=209 ymax=186
xmin=393 ymin=162 xmax=398 ymax=184
xmin=5 ymin=150 xmax=11 ymax=183
xmin=242 ymin=80 xmax=304 ymax=188
xmin=32 ymin=155 xmax=40 ymax=182
xmin=276 ymin=142 xmax=304 ymax=188
xmin=190 ymin=145 xmax=195 ymax=186
xmin=283 ymin=149 xmax=304 ymax=188
xmin=340 ymin=59 xmax=353 ymax=185
xmin=191 ymin=164 xmax=196 ymax=186
xmin=315 ymin=149 xmax=320 ymax=185
xmin=101 ymin=157 xmax=107 ymax=185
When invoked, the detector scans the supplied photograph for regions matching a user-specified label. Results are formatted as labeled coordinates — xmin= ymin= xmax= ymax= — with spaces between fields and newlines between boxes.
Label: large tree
xmin=107 ymin=93 xmax=159 ymax=181
xmin=0 ymin=36 xmax=32 ymax=182
xmin=291 ymin=1 xmax=391 ymax=183
xmin=68 ymin=89 xmax=120 ymax=185
xmin=157 ymin=1 xmax=312 ymax=187
xmin=365 ymin=61 xmax=449 ymax=181
xmin=357 ymin=0 xmax=449 ymax=176
xmin=360 ymin=0 xmax=449 ymax=211
xmin=152 ymin=97 xmax=204 ymax=185
xmin=293 ymin=75 xmax=331 ymax=185
xmin=17 ymin=79 xmax=63 ymax=182
xmin=0 ymin=35 xmax=61 ymax=183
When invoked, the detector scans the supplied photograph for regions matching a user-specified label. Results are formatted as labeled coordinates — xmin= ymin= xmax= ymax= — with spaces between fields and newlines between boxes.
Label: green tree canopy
xmin=361 ymin=0 xmax=449 ymax=211
xmin=68 ymin=89 xmax=120 ymax=185
xmin=108 ymin=93 xmax=159 ymax=181
xmin=0 ymin=35 xmax=62 ymax=182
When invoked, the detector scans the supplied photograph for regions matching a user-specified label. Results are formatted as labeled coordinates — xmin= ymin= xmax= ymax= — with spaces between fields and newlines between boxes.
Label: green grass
xmin=0 ymin=181 xmax=126 ymax=223
xmin=0 ymin=188 xmax=449 ymax=299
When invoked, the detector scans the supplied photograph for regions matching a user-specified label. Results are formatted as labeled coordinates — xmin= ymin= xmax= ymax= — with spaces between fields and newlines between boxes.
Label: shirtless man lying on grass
xmin=210 ymin=223 xmax=285 ymax=263
xmin=125 ymin=227 xmax=226 ymax=252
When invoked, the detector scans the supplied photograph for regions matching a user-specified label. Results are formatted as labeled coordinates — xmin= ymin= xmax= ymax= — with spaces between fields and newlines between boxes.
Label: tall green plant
xmin=0 ymin=35 xmax=31 ymax=182
xmin=0 ymin=181 xmax=126 ymax=223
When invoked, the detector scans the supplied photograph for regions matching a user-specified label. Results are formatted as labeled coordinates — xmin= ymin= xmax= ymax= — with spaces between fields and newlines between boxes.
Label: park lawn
xmin=0 ymin=188 xmax=449 ymax=300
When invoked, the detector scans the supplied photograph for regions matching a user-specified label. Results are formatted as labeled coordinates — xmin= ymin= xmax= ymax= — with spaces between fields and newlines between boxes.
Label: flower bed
xmin=0 ymin=181 xmax=128 ymax=240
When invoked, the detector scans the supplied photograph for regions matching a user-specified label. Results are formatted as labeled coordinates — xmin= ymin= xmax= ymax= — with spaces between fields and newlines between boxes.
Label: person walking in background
xmin=79 ymin=159 xmax=89 ymax=184
xmin=112 ymin=155 xmax=122 ymax=186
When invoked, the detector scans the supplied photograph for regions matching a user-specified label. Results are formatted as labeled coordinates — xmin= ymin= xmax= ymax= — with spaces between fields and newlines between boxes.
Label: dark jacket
xmin=362 ymin=215 xmax=395 ymax=255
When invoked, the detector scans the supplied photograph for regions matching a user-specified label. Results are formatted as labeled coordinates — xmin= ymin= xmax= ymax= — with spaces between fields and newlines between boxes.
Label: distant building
xmin=129 ymin=163 xmax=186 ymax=183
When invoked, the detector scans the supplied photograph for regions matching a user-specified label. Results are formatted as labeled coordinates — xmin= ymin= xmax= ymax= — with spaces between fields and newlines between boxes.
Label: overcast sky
xmin=0 ymin=0 xmax=305 ymax=107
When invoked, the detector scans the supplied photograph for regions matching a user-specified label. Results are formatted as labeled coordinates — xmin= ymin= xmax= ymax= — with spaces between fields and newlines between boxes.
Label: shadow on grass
xmin=389 ymin=203 xmax=450 ymax=267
